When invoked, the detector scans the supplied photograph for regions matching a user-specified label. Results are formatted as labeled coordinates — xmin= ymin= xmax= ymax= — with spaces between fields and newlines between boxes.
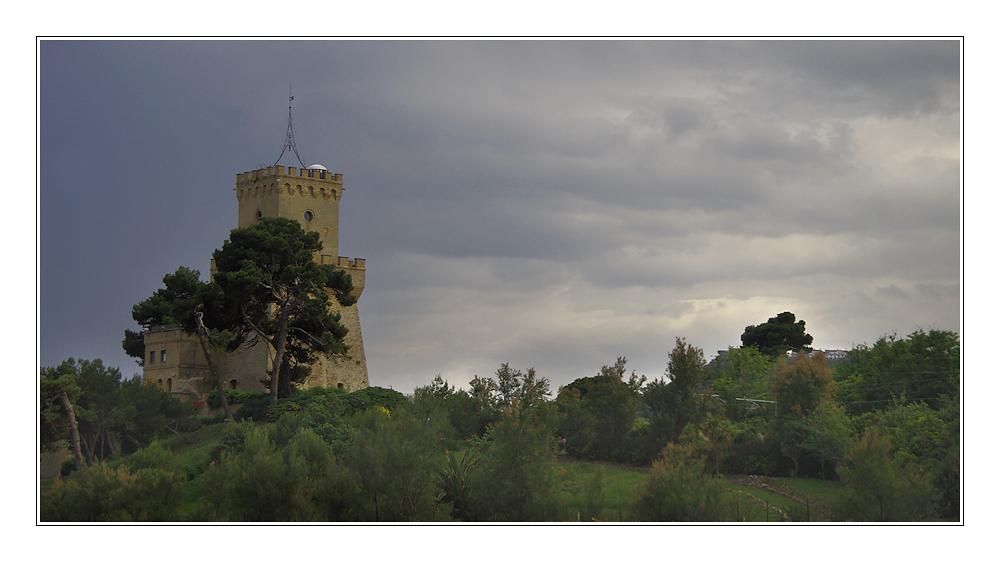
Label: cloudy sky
xmin=39 ymin=40 xmax=960 ymax=394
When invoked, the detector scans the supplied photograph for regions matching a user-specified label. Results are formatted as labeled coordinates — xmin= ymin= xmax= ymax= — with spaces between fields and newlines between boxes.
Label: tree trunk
xmin=126 ymin=434 xmax=148 ymax=450
xmin=269 ymin=320 xmax=290 ymax=406
xmin=105 ymin=429 xmax=120 ymax=459
xmin=195 ymin=310 xmax=234 ymax=422
xmin=165 ymin=423 xmax=191 ymax=445
xmin=83 ymin=434 xmax=96 ymax=466
xmin=278 ymin=357 xmax=292 ymax=399
xmin=59 ymin=391 xmax=84 ymax=472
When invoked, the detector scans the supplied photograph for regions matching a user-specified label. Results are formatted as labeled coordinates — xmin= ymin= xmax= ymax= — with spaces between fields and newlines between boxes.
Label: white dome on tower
xmin=307 ymin=164 xmax=328 ymax=171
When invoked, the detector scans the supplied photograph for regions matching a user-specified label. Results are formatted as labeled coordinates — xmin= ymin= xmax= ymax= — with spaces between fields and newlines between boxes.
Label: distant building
xmin=820 ymin=349 xmax=849 ymax=363
xmin=787 ymin=349 xmax=850 ymax=364
xmin=709 ymin=347 xmax=850 ymax=367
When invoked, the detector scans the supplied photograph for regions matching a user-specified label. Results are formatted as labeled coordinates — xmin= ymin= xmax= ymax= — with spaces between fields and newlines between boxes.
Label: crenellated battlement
xmin=338 ymin=256 xmax=366 ymax=269
xmin=237 ymin=165 xmax=343 ymax=183
xmin=318 ymin=255 xmax=365 ymax=298
xmin=236 ymin=165 xmax=344 ymax=203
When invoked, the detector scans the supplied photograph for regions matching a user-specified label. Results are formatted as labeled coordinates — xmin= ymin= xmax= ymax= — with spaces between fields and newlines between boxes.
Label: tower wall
xmin=300 ymin=296 xmax=369 ymax=392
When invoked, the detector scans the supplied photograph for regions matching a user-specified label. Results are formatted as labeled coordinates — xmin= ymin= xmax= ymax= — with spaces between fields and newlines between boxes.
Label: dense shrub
xmin=632 ymin=444 xmax=728 ymax=522
xmin=201 ymin=425 xmax=320 ymax=521
xmin=124 ymin=440 xmax=183 ymax=474
xmin=226 ymin=386 xmax=404 ymax=422
xmin=312 ymin=462 xmax=366 ymax=521
xmin=197 ymin=413 xmax=227 ymax=425
xmin=208 ymin=421 xmax=250 ymax=464
xmin=206 ymin=388 xmax=264 ymax=409
xmin=231 ymin=392 xmax=272 ymax=421
xmin=466 ymin=405 xmax=561 ymax=522
xmin=343 ymin=386 xmax=408 ymax=416
xmin=719 ymin=431 xmax=788 ymax=476
xmin=835 ymin=427 xmax=938 ymax=521
xmin=343 ymin=404 xmax=449 ymax=521
xmin=41 ymin=463 xmax=185 ymax=522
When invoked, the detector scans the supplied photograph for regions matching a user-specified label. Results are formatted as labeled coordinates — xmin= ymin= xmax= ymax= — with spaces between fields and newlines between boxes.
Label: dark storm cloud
xmin=40 ymin=39 xmax=960 ymax=392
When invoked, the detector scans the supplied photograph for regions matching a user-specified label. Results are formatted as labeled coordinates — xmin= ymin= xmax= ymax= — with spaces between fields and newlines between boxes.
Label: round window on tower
xmin=304 ymin=210 xmax=314 ymax=222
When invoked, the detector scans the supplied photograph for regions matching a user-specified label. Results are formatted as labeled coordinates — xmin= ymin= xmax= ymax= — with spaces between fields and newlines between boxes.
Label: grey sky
xmin=39 ymin=39 xmax=960 ymax=394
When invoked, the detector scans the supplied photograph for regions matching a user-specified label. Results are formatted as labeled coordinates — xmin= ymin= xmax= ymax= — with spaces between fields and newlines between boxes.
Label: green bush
xmin=720 ymin=431 xmax=789 ymax=476
xmin=41 ymin=463 xmax=185 ymax=522
xmin=343 ymin=404 xmax=449 ymax=521
xmin=632 ymin=444 xmax=728 ymax=522
xmin=834 ymin=427 xmax=938 ymax=521
xmin=197 ymin=413 xmax=227 ymax=425
xmin=230 ymin=392 xmax=271 ymax=421
xmin=286 ymin=427 xmax=332 ymax=479
xmin=208 ymin=421 xmax=251 ymax=463
xmin=344 ymin=386 xmax=408 ymax=416
xmin=124 ymin=440 xmax=183 ymax=473
xmin=312 ymin=462 xmax=366 ymax=521
xmin=466 ymin=405 xmax=561 ymax=522
xmin=202 ymin=425 xmax=319 ymax=521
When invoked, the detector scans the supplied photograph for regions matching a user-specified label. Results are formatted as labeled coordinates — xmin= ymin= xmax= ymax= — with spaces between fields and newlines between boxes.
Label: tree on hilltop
xmin=741 ymin=311 xmax=813 ymax=358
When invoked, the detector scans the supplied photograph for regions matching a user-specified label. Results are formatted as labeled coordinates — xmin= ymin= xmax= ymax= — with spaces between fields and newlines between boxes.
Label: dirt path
xmin=731 ymin=475 xmax=832 ymax=521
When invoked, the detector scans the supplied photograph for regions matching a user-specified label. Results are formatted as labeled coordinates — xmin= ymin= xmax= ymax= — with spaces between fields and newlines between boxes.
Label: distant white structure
xmin=712 ymin=348 xmax=850 ymax=364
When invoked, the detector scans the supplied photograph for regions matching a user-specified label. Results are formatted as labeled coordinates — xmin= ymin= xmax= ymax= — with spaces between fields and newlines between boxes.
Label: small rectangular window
xmin=161 ymin=350 xmax=167 ymax=362
xmin=150 ymin=351 xmax=156 ymax=364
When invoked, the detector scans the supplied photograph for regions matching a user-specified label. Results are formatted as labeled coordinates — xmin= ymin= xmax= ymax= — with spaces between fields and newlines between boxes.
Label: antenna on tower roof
xmin=274 ymin=84 xmax=306 ymax=168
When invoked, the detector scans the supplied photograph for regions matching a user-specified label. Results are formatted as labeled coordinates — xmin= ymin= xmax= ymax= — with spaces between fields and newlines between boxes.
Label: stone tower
xmin=141 ymin=166 xmax=370 ymax=405
xmin=229 ymin=164 xmax=369 ymax=392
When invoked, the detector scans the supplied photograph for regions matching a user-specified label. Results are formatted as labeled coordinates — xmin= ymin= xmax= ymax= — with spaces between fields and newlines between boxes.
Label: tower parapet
xmin=236 ymin=165 xmax=344 ymax=183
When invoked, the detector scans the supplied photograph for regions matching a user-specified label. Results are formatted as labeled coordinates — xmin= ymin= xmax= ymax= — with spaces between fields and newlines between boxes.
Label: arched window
xmin=166 ymin=378 xmax=172 ymax=393
xmin=229 ymin=379 xmax=238 ymax=390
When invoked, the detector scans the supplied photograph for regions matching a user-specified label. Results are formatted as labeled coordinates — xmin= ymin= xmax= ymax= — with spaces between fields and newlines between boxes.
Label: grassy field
xmin=554 ymin=461 xmax=649 ymax=522
xmin=553 ymin=461 xmax=843 ymax=522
